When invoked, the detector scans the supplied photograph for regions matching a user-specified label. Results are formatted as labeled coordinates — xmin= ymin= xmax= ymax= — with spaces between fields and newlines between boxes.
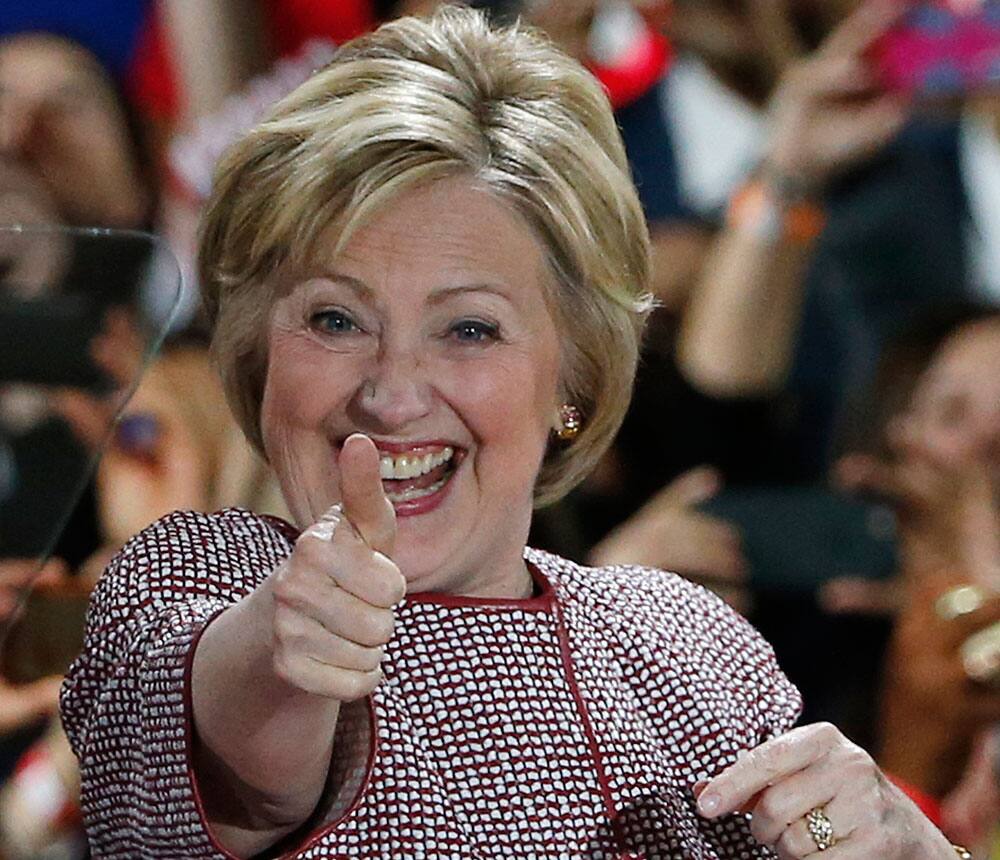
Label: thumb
xmin=340 ymin=433 xmax=396 ymax=555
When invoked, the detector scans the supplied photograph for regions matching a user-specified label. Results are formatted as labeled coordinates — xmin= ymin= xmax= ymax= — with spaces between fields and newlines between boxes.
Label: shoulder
xmin=529 ymin=548 xmax=800 ymax=718
xmin=529 ymin=547 xmax=757 ymax=647
xmin=90 ymin=508 xmax=297 ymax=618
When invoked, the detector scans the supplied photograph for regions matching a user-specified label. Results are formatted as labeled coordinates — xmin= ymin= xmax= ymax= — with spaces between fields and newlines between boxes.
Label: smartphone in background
xmin=871 ymin=0 xmax=1000 ymax=96
xmin=0 ymin=293 xmax=109 ymax=388
xmin=698 ymin=486 xmax=897 ymax=595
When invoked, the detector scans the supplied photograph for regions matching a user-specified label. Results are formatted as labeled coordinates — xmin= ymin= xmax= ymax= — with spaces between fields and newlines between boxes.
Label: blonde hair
xmin=198 ymin=5 xmax=652 ymax=506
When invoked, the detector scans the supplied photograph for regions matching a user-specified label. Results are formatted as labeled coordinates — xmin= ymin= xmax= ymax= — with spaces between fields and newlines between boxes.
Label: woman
xmin=60 ymin=7 xmax=966 ymax=858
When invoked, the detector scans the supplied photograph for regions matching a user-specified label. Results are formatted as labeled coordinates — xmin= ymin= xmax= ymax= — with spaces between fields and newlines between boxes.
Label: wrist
xmin=757 ymin=158 xmax=823 ymax=205
xmin=726 ymin=176 xmax=826 ymax=247
xmin=758 ymin=128 xmax=831 ymax=196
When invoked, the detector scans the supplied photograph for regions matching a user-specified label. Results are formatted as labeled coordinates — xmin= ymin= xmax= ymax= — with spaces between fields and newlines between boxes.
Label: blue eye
xmin=312 ymin=309 xmax=359 ymax=334
xmin=450 ymin=319 xmax=499 ymax=343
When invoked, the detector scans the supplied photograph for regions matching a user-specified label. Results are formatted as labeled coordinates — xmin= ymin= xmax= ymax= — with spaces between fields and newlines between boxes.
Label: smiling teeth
xmin=379 ymin=447 xmax=454 ymax=480
xmin=385 ymin=475 xmax=449 ymax=503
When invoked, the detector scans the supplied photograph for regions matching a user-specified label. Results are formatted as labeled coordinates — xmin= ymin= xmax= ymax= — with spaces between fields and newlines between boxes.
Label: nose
xmin=349 ymin=344 xmax=434 ymax=433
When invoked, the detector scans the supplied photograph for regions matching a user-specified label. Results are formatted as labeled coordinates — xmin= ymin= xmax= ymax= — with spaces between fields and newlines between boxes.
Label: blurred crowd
xmin=0 ymin=0 xmax=998 ymax=857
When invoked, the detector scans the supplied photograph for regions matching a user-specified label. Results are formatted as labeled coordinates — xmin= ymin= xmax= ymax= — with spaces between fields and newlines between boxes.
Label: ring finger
xmin=774 ymin=791 xmax=855 ymax=859
xmin=747 ymin=757 xmax=836 ymax=847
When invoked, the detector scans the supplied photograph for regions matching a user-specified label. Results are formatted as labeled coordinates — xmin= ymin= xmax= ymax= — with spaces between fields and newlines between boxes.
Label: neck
xmin=460 ymin=554 xmax=535 ymax=600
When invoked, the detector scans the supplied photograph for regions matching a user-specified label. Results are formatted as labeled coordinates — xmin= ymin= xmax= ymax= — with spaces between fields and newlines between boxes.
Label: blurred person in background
xmin=0 ymin=17 xmax=161 ymax=733
xmin=0 ymin=32 xmax=154 ymax=229
xmin=821 ymin=305 xmax=1000 ymax=856
xmin=567 ymin=0 xmax=1000 ymax=754
xmin=0 ymin=22 xmax=287 ymax=860
xmin=59 ymin=9 xmax=979 ymax=857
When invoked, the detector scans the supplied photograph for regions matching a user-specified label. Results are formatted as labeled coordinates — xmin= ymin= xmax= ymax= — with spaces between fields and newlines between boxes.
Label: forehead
xmin=920 ymin=320 xmax=1000 ymax=397
xmin=0 ymin=35 xmax=111 ymax=100
xmin=322 ymin=179 xmax=550 ymax=296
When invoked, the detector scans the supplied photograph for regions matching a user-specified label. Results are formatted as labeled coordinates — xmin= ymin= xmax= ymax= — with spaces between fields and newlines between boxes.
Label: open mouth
xmin=377 ymin=445 xmax=460 ymax=505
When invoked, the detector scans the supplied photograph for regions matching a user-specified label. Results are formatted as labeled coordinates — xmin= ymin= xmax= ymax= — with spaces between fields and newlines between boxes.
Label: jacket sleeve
xmin=59 ymin=509 xmax=292 ymax=858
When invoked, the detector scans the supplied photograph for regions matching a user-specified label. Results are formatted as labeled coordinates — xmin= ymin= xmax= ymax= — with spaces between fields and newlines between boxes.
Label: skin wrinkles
xmin=260 ymin=177 xmax=564 ymax=599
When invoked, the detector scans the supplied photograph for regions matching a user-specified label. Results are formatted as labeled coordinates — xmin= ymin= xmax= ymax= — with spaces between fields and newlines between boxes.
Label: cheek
xmin=450 ymin=351 xmax=559 ymax=458
xmin=260 ymin=337 xmax=357 ymax=447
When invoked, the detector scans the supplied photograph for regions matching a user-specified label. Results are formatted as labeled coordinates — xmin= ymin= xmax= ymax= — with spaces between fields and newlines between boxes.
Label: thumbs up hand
xmin=270 ymin=433 xmax=403 ymax=701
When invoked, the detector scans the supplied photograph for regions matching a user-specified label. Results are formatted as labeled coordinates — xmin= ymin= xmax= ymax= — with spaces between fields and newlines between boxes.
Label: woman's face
xmin=261 ymin=178 xmax=564 ymax=596
xmin=0 ymin=34 xmax=147 ymax=227
xmin=908 ymin=319 xmax=1000 ymax=467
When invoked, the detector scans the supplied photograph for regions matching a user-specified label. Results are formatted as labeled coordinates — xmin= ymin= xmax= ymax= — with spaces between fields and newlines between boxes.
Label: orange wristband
xmin=726 ymin=179 xmax=826 ymax=246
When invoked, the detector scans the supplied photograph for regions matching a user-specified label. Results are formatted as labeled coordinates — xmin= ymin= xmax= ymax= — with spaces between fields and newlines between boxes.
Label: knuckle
xmin=776 ymin=826 xmax=808 ymax=859
xmin=748 ymin=814 xmax=770 ymax=846
xmin=272 ymin=607 xmax=301 ymax=645
xmin=295 ymin=528 xmax=333 ymax=559
xmin=755 ymin=789 xmax=785 ymax=824
xmin=361 ymin=609 xmax=395 ymax=646
xmin=271 ymin=648 xmax=299 ymax=687
xmin=351 ymin=644 xmax=384 ymax=673
xmin=372 ymin=555 xmax=406 ymax=606
xmin=844 ymin=745 xmax=874 ymax=774
xmin=336 ymin=669 xmax=379 ymax=702
xmin=273 ymin=576 xmax=310 ymax=611
xmin=810 ymin=721 xmax=840 ymax=746
xmin=360 ymin=609 xmax=394 ymax=646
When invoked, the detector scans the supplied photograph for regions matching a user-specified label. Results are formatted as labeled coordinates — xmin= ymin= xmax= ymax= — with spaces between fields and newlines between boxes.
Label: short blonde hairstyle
xmin=198 ymin=5 xmax=652 ymax=506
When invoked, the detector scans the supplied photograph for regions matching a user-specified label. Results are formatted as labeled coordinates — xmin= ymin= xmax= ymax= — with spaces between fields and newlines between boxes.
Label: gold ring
xmin=936 ymin=585 xmax=986 ymax=621
xmin=805 ymin=807 xmax=837 ymax=852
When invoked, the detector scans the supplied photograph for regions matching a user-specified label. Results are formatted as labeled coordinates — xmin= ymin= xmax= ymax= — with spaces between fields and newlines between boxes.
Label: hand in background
xmin=880 ymin=571 xmax=1000 ymax=799
xmin=524 ymin=0 xmax=598 ymax=61
xmin=823 ymin=424 xmax=999 ymax=618
xmin=0 ymin=675 xmax=62 ymax=735
xmin=0 ymin=557 xmax=67 ymax=628
xmin=764 ymin=0 xmax=909 ymax=190
xmin=940 ymin=728 xmax=1000 ymax=855
xmin=835 ymin=434 xmax=999 ymax=585
xmin=588 ymin=466 xmax=747 ymax=607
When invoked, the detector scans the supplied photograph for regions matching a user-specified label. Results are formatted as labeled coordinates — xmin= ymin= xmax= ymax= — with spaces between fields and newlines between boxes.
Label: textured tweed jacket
xmin=61 ymin=508 xmax=801 ymax=859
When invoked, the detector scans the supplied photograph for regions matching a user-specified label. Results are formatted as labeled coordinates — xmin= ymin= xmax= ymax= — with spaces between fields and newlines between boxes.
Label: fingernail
xmin=697 ymin=792 xmax=722 ymax=817
xmin=692 ymin=780 xmax=708 ymax=798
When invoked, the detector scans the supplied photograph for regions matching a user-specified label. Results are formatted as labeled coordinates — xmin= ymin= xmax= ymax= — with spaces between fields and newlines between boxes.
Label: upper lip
xmin=337 ymin=437 xmax=461 ymax=455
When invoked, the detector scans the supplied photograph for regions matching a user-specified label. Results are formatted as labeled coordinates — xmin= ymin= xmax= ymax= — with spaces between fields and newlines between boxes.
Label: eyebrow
xmin=426 ymin=283 xmax=514 ymax=305
xmin=311 ymin=271 xmax=513 ymax=305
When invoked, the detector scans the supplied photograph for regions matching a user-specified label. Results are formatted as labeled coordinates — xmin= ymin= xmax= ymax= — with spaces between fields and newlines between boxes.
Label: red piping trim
xmin=182 ymin=607 xmax=379 ymax=858
xmin=290 ymin=697 xmax=379 ymax=856
xmin=183 ymin=607 xmax=243 ymax=860
xmin=405 ymin=561 xmax=554 ymax=610
xmin=552 ymin=599 xmax=626 ymax=851
xmin=262 ymin=515 xmax=553 ymax=611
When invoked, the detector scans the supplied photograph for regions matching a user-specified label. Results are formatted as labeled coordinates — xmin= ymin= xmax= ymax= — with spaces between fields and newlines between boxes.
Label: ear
xmin=550 ymin=403 xmax=566 ymax=434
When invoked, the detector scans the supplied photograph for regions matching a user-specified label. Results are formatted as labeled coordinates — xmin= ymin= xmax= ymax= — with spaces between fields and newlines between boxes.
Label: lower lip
xmin=388 ymin=464 xmax=457 ymax=518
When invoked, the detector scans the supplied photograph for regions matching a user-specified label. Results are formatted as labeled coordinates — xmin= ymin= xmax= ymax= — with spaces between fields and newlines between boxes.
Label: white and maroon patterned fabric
xmin=60 ymin=508 xmax=802 ymax=859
